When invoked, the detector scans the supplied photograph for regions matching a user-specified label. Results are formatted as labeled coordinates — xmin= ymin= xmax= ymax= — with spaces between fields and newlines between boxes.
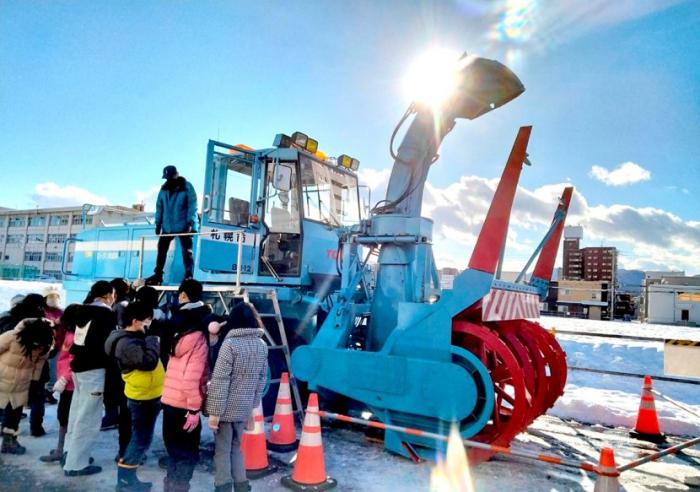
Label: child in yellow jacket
xmin=105 ymin=302 xmax=164 ymax=492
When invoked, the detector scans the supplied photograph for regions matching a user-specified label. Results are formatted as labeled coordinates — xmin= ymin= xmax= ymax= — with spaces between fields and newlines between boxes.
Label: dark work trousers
xmin=118 ymin=393 xmax=132 ymax=458
xmin=57 ymin=390 xmax=74 ymax=427
xmin=103 ymin=359 xmax=123 ymax=427
xmin=29 ymin=364 xmax=49 ymax=432
xmin=154 ymin=234 xmax=194 ymax=278
xmin=121 ymin=398 xmax=161 ymax=466
xmin=162 ymin=404 xmax=201 ymax=484
xmin=2 ymin=404 xmax=23 ymax=431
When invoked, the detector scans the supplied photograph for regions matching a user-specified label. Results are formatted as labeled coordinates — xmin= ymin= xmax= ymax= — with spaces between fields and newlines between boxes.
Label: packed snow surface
xmin=1 ymin=281 xmax=699 ymax=491
xmin=539 ymin=316 xmax=700 ymax=437
xmin=0 ymin=280 xmax=64 ymax=312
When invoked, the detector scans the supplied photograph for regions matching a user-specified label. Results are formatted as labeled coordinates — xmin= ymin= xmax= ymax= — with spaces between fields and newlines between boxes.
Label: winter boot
xmin=214 ymin=483 xmax=233 ymax=492
xmin=40 ymin=448 xmax=64 ymax=463
xmin=116 ymin=465 xmax=152 ymax=492
xmin=145 ymin=273 xmax=163 ymax=286
xmin=61 ymin=454 xmax=96 ymax=467
xmin=45 ymin=389 xmax=58 ymax=405
xmin=31 ymin=425 xmax=46 ymax=437
xmin=1 ymin=429 xmax=26 ymax=455
xmin=64 ymin=465 xmax=102 ymax=476
xmin=233 ymin=482 xmax=251 ymax=492
xmin=164 ymin=476 xmax=190 ymax=492
xmin=101 ymin=412 xmax=119 ymax=431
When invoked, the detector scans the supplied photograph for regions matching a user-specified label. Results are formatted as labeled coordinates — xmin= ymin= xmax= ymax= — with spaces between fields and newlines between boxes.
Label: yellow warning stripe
xmin=665 ymin=339 xmax=700 ymax=346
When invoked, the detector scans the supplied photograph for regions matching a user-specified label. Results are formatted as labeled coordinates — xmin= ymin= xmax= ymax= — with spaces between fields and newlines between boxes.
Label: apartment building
xmin=562 ymin=226 xmax=617 ymax=282
xmin=0 ymin=205 xmax=145 ymax=279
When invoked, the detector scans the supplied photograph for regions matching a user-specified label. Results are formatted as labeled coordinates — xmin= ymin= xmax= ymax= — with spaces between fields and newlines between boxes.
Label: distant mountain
xmin=617 ymin=269 xmax=644 ymax=295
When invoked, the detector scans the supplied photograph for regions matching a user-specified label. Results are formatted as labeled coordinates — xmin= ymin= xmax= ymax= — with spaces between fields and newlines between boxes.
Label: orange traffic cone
xmin=281 ymin=393 xmax=337 ymax=491
xmin=268 ymin=372 xmax=299 ymax=452
xmin=593 ymin=447 xmax=620 ymax=492
xmin=630 ymin=375 xmax=666 ymax=444
xmin=241 ymin=403 xmax=277 ymax=479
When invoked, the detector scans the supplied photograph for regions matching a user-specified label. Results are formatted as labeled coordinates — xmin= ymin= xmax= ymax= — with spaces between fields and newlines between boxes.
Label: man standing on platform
xmin=147 ymin=165 xmax=199 ymax=285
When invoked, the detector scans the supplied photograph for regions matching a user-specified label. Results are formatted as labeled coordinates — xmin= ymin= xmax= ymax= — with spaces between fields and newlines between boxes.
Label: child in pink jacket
xmin=40 ymin=304 xmax=80 ymax=463
xmin=160 ymin=280 xmax=210 ymax=492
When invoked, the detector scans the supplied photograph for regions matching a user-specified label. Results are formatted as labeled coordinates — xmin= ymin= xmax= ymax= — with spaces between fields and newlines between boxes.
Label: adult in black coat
xmin=153 ymin=280 xmax=212 ymax=369
xmin=63 ymin=281 xmax=117 ymax=476
xmin=0 ymin=294 xmax=45 ymax=334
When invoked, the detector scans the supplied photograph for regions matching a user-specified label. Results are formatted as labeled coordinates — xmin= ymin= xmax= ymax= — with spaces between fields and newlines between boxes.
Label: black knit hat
xmin=85 ymin=280 xmax=113 ymax=303
xmin=136 ymin=286 xmax=160 ymax=309
xmin=122 ymin=302 xmax=154 ymax=327
xmin=178 ymin=278 xmax=203 ymax=302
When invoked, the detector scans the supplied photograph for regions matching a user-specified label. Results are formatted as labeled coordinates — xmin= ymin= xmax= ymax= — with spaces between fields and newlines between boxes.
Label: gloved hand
xmin=53 ymin=377 xmax=68 ymax=394
xmin=208 ymin=415 xmax=220 ymax=432
xmin=183 ymin=411 xmax=200 ymax=432
xmin=155 ymin=225 xmax=162 ymax=236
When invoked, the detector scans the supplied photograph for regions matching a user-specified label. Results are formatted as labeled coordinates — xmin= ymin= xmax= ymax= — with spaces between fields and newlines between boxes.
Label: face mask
xmin=46 ymin=298 xmax=60 ymax=308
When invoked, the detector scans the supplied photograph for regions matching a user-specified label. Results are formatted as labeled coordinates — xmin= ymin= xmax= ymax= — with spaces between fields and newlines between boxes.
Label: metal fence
xmin=0 ymin=263 xmax=40 ymax=280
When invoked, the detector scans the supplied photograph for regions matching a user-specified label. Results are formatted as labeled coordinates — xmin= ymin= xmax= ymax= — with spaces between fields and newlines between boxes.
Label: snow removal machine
xmin=63 ymin=53 xmax=572 ymax=462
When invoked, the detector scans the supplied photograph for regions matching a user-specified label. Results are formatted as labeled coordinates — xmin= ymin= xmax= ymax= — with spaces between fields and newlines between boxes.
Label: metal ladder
xmin=152 ymin=284 xmax=304 ymax=417
xmin=239 ymin=287 xmax=304 ymax=418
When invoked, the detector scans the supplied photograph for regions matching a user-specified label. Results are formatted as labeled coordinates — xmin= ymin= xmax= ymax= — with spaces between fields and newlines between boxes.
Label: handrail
xmin=61 ymin=237 xmax=81 ymax=277
xmin=135 ymin=230 xmax=249 ymax=280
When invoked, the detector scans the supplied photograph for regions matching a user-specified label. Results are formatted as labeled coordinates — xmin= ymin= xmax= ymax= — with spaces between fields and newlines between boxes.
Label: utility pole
xmin=610 ymin=249 xmax=617 ymax=320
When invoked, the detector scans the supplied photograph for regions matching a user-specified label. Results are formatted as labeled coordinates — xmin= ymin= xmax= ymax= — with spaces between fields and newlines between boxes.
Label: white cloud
xmin=134 ymin=186 xmax=161 ymax=213
xmin=360 ymin=167 xmax=698 ymax=274
xmin=589 ymin=162 xmax=651 ymax=186
xmin=31 ymin=182 xmax=109 ymax=208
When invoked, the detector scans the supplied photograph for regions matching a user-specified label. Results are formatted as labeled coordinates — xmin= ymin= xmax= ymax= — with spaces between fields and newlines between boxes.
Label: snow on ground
xmin=3 ymin=402 xmax=700 ymax=492
xmin=1 ymin=282 xmax=700 ymax=491
xmin=0 ymin=280 xmax=64 ymax=313
xmin=539 ymin=316 xmax=700 ymax=437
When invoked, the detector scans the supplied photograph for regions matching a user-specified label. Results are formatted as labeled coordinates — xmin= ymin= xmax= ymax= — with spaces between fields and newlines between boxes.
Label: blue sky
xmin=1 ymin=1 xmax=699 ymax=273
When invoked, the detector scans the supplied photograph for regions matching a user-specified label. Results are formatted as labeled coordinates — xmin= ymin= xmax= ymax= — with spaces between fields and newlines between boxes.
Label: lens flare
xmin=403 ymin=47 xmax=463 ymax=110
xmin=430 ymin=424 xmax=475 ymax=492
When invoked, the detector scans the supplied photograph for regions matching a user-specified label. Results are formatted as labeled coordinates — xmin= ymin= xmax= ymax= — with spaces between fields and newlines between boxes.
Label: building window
xmin=43 ymin=270 xmax=62 ymax=280
xmin=6 ymin=234 xmax=24 ymax=245
xmin=71 ymin=215 xmax=94 ymax=225
xmin=46 ymin=252 xmax=63 ymax=262
xmin=8 ymin=217 xmax=26 ymax=227
xmin=28 ymin=216 xmax=46 ymax=227
xmin=678 ymin=293 xmax=700 ymax=303
xmin=24 ymin=251 xmax=42 ymax=262
xmin=67 ymin=252 xmax=75 ymax=262
xmin=47 ymin=234 xmax=67 ymax=244
xmin=0 ymin=218 xmax=4 ymax=227
xmin=27 ymin=234 xmax=44 ymax=243
xmin=49 ymin=215 xmax=70 ymax=226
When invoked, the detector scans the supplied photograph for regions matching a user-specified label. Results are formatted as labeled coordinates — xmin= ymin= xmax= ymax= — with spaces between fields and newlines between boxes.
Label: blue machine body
xmin=63 ymin=139 xmax=362 ymax=348
xmin=62 ymin=55 xmax=570 ymax=462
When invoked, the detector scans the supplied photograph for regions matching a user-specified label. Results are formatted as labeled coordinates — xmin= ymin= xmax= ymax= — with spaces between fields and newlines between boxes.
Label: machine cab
xmin=197 ymin=133 xmax=362 ymax=288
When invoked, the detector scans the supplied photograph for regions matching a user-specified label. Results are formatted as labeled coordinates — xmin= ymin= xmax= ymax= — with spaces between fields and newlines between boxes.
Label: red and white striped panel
xmin=481 ymin=288 xmax=540 ymax=321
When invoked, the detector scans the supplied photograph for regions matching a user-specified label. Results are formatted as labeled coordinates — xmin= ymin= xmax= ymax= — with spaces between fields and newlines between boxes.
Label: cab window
xmin=300 ymin=156 xmax=360 ymax=226
xmin=209 ymin=153 xmax=252 ymax=226
xmin=263 ymin=161 xmax=300 ymax=233
xmin=260 ymin=159 xmax=302 ymax=277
